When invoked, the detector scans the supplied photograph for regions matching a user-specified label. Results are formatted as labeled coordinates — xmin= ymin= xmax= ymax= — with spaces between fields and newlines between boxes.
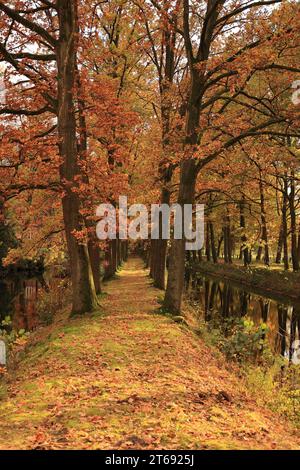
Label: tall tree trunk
xmin=223 ymin=223 xmax=228 ymax=263
xmin=111 ymin=238 xmax=117 ymax=274
xmin=258 ymin=171 xmax=270 ymax=266
xmin=282 ymin=174 xmax=289 ymax=271
xmin=163 ymin=160 xmax=198 ymax=313
xmin=121 ymin=241 xmax=127 ymax=265
xmin=239 ymin=197 xmax=250 ymax=266
xmin=57 ymin=0 xmax=98 ymax=314
xmin=76 ymin=64 xmax=101 ymax=295
xmin=223 ymin=211 xmax=232 ymax=264
xmin=163 ymin=0 xmax=222 ymax=313
xmin=297 ymin=224 xmax=300 ymax=263
xmin=153 ymin=188 xmax=170 ymax=289
xmin=209 ymin=221 xmax=218 ymax=263
xmin=151 ymin=14 xmax=177 ymax=290
xmin=150 ymin=239 xmax=157 ymax=279
xmin=88 ymin=242 xmax=101 ymax=295
xmin=206 ymin=221 xmax=211 ymax=261
xmin=217 ymin=235 xmax=223 ymax=258
xmin=185 ymin=250 xmax=191 ymax=288
xmin=288 ymin=171 xmax=299 ymax=271
xmin=256 ymin=245 xmax=262 ymax=262
xmin=116 ymin=237 xmax=121 ymax=268
xmin=103 ymin=242 xmax=113 ymax=280
xmin=275 ymin=224 xmax=283 ymax=264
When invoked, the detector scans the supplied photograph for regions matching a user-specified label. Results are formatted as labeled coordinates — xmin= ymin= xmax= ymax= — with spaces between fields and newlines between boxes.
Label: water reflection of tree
xmin=186 ymin=272 xmax=300 ymax=360
xmin=204 ymin=279 xmax=210 ymax=321
xmin=1 ymin=277 xmax=40 ymax=331
xmin=17 ymin=280 xmax=39 ymax=330
xmin=186 ymin=271 xmax=203 ymax=302
xmin=222 ymin=284 xmax=233 ymax=318
xmin=0 ymin=280 xmax=14 ymax=321
xmin=289 ymin=307 xmax=300 ymax=362
xmin=259 ymin=299 xmax=270 ymax=323
xmin=276 ymin=305 xmax=300 ymax=360
xmin=277 ymin=304 xmax=288 ymax=357
xmin=203 ymin=280 xmax=218 ymax=321
xmin=209 ymin=282 xmax=217 ymax=318
xmin=239 ymin=291 xmax=250 ymax=317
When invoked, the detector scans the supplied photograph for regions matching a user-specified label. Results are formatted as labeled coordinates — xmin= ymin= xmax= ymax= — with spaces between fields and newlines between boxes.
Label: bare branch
xmin=0 ymin=2 xmax=57 ymax=48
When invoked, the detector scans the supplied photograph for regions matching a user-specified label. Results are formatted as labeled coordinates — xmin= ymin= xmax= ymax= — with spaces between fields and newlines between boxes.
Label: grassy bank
xmin=192 ymin=261 xmax=300 ymax=304
xmin=0 ymin=259 xmax=299 ymax=450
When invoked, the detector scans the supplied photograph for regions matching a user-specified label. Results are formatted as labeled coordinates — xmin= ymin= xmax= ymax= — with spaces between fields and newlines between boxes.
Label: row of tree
xmin=196 ymin=143 xmax=300 ymax=271
xmin=0 ymin=1 xmax=300 ymax=315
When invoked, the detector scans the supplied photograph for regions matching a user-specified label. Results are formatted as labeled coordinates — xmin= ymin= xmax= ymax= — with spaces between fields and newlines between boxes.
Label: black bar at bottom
xmin=0 ymin=449 xmax=299 ymax=466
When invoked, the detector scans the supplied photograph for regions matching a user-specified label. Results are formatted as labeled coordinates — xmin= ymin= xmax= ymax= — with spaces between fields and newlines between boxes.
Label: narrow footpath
xmin=0 ymin=257 xmax=299 ymax=449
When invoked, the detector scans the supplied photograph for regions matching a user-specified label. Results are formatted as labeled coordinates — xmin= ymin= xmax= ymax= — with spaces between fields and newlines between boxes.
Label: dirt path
xmin=0 ymin=257 xmax=299 ymax=449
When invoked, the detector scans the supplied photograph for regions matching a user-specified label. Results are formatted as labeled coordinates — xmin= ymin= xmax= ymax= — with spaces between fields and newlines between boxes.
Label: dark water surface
xmin=0 ymin=275 xmax=46 ymax=331
xmin=186 ymin=270 xmax=300 ymax=360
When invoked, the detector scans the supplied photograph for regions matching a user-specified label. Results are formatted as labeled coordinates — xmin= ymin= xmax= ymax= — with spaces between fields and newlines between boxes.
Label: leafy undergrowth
xmin=0 ymin=258 xmax=300 ymax=450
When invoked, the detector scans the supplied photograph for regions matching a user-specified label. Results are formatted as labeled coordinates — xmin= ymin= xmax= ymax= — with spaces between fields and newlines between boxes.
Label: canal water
xmin=186 ymin=271 xmax=300 ymax=361
xmin=0 ymin=275 xmax=47 ymax=332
